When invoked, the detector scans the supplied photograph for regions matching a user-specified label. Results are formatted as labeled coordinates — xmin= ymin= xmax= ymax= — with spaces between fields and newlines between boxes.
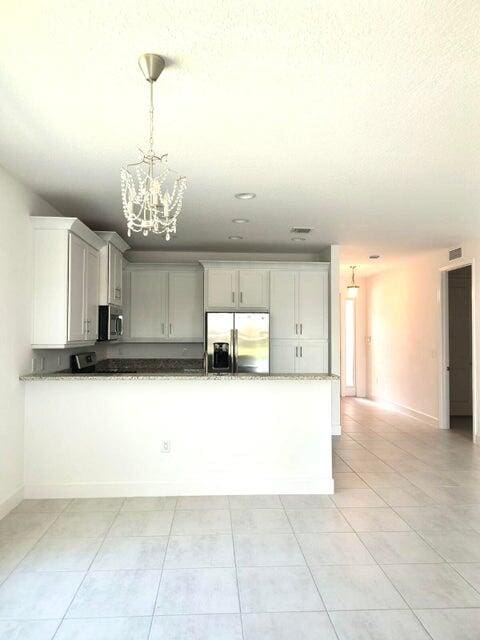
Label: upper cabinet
xmin=168 ymin=271 xmax=204 ymax=340
xmin=202 ymin=263 xmax=269 ymax=310
xmin=96 ymin=232 xmax=130 ymax=307
xmin=31 ymin=217 xmax=105 ymax=348
xmin=126 ymin=266 xmax=204 ymax=342
xmin=270 ymin=267 xmax=329 ymax=340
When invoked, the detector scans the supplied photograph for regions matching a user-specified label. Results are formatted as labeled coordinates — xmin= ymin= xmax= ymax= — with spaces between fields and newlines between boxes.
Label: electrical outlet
xmin=161 ymin=440 xmax=171 ymax=453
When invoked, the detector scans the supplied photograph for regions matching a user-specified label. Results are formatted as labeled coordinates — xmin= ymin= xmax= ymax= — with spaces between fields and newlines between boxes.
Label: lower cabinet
xmin=270 ymin=339 xmax=329 ymax=374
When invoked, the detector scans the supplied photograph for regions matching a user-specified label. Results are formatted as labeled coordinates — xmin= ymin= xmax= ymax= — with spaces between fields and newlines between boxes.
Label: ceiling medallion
xmin=121 ymin=53 xmax=186 ymax=240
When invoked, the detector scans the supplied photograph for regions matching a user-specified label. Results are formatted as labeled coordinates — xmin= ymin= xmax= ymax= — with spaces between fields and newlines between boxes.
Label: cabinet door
xmin=67 ymin=234 xmax=86 ymax=342
xmin=297 ymin=270 xmax=329 ymax=339
xmin=206 ymin=269 xmax=237 ymax=309
xmin=296 ymin=340 xmax=329 ymax=373
xmin=269 ymin=271 xmax=297 ymax=339
xmin=130 ymin=270 xmax=168 ymax=338
xmin=109 ymin=245 xmax=123 ymax=305
xmin=85 ymin=247 xmax=99 ymax=340
xmin=270 ymin=340 xmax=297 ymax=374
xmin=238 ymin=270 xmax=268 ymax=308
xmin=168 ymin=271 xmax=204 ymax=340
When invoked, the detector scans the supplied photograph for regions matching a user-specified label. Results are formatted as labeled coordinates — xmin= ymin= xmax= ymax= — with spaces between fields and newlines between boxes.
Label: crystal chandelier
xmin=121 ymin=53 xmax=186 ymax=240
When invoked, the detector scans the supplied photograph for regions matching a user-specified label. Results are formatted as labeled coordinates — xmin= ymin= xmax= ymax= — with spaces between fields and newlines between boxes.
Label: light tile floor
xmin=1 ymin=398 xmax=480 ymax=638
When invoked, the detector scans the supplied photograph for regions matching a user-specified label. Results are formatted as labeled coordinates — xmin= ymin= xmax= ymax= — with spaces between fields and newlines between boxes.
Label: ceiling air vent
xmin=290 ymin=227 xmax=313 ymax=234
xmin=449 ymin=247 xmax=462 ymax=261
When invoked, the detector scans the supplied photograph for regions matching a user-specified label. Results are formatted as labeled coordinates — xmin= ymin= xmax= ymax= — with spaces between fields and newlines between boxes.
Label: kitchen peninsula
xmin=22 ymin=216 xmax=340 ymax=501
xmin=22 ymin=372 xmax=336 ymax=498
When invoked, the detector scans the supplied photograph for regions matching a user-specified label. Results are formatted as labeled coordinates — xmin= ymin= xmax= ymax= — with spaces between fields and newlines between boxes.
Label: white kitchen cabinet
xmin=297 ymin=270 xmax=329 ymax=339
xmin=130 ymin=270 xmax=168 ymax=339
xmin=270 ymin=267 xmax=329 ymax=340
xmin=296 ymin=340 xmax=329 ymax=373
xmin=270 ymin=339 xmax=329 ymax=374
xmin=97 ymin=232 xmax=130 ymax=306
xmin=67 ymin=235 xmax=100 ymax=343
xmin=205 ymin=269 xmax=237 ymax=309
xmin=67 ymin=233 xmax=87 ymax=343
xmin=86 ymin=247 xmax=99 ymax=339
xmin=270 ymin=339 xmax=297 ymax=374
xmin=126 ymin=266 xmax=204 ymax=342
xmin=204 ymin=266 xmax=269 ymax=310
xmin=168 ymin=271 xmax=204 ymax=340
xmin=109 ymin=245 xmax=123 ymax=305
xmin=270 ymin=271 xmax=297 ymax=339
xmin=238 ymin=270 xmax=269 ymax=308
xmin=31 ymin=217 xmax=104 ymax=348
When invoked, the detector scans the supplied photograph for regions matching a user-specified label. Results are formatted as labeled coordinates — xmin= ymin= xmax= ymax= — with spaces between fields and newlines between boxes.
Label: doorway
xmin=344 ymin=297 xmax=356 ymax=396
xmin=448 ymin=266 xmax=473 ymax=438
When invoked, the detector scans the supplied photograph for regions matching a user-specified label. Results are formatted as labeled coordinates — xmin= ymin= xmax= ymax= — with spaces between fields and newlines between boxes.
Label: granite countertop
xmin=20 ymin=372 xmax=339 ymax=381
xmin=20 ymin=357 xmax=338 ymax=381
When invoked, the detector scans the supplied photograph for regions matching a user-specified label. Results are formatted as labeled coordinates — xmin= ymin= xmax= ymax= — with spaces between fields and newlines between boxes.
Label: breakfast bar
xmin=21 ymin=373 xmax=336 ymax=499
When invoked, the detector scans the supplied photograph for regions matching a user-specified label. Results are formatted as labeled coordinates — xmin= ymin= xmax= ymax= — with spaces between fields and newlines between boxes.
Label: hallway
xmin=333 ymin=397 xmax=480 ymax=638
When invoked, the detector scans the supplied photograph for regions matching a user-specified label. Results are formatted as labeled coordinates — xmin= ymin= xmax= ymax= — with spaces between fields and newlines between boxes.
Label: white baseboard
xmin=331 ymin=422 xmax=342 ymax=436
xmin=0 ymin=486 xmax=24 ymax=520
xmin=368 ymin=395 xmax=439 ymax=427
xmin=24 ymin=477 xmax=335 ymax=499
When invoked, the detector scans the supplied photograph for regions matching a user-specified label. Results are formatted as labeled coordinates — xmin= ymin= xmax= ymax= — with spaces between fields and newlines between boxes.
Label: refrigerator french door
xmin=206 ymin=312 xmax=269 ymax=374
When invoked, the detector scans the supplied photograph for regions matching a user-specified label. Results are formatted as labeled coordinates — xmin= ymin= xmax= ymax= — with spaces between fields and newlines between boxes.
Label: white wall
xmin=364 ymin=244 xmax=480 ymax=432
xmin=24 ymin=378 xmax=334 ymax=496
xmin=0 ymin=165 xmax=62 ymax=516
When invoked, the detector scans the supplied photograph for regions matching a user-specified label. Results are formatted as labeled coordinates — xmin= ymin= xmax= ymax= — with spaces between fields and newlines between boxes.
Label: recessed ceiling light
xmin=369 ymin=254 xmax=381 ymax=259
xmin=235 ymin=192 xmax=256 ymax=200
xmin=291 ymin=237 xmax=306 ymax=242
xmin=232 ymin=218 xmax=249 ymax=224
xmin=228 ymin=235 xmax=243 ymax=240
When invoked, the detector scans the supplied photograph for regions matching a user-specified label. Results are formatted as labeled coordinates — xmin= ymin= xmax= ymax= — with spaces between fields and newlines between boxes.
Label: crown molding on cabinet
xmin=96 ymin=231 xmax=130 ymax=254
xmin=31 ymin=216 xmax=105 ymax=251
xmin=199 ymin=260 xmax=330 ymax=271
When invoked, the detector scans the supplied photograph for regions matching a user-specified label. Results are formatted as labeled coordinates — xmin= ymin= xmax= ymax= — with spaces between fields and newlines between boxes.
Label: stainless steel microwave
xmin=98 ymin=305 xmax=123 ymax=341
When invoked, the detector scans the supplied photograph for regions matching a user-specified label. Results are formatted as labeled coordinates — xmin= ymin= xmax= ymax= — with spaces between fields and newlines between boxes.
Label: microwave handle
xmin=116 ymin=315 xmax=123 ymax=337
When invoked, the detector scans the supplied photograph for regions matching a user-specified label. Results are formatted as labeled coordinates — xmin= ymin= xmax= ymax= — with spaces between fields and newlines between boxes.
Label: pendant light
xmin=121 ymin=53 xmax=187 ymax=240
xmin=347 ymin=266 xmax=360 ymax=299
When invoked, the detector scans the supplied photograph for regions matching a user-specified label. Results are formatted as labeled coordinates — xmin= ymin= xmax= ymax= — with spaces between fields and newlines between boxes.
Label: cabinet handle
xmin=295 ymin=323 xmax=298 ymax=335
xmin=232 ymin=291 xmax=235 ymax=303
xmin=300 ymin=323 xmax=303 ymax=335
xmin=295 ymin=346 xmax=298 ymax=358
xmin=161 ymin=322 xmax=165 ymax=334
xmin=240 ymin=291 xmax=243 ymax=303
xmin=300 ymin=345 xmax=303 ymax=357
xmin=169 ymin=323 xmax=172 ymax=335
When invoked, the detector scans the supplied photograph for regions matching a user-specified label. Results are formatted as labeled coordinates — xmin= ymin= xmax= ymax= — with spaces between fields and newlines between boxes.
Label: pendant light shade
xmin=347 ymin=266 xmax=360 ymax=299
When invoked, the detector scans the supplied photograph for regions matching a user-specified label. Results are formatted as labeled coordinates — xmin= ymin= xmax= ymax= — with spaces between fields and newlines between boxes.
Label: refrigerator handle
xmin=230 ymin=329 xmax=235 ymax=374
xmin=234 ymin=329 xmax=239 ymax=373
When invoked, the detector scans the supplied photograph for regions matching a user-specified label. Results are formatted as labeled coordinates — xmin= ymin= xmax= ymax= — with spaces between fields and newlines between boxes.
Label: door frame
xmin=438 ymin=258 xmax=477 ymax=442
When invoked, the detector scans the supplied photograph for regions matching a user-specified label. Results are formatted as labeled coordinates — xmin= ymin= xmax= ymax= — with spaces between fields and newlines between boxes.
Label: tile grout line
xmin=51 ymin=497 xmax=126 ymax=639
xmin=146 ymin=497 xmax=176 ymax=640
xmin=282 ymin=501 xmax=341 ymax=640
xmin=228 ymin=497 xmax=245 ymax=640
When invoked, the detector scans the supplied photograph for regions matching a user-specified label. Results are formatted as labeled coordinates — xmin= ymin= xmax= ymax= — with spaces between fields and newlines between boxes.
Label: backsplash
xmin=31 ymin=342 xmax=204 ymax=373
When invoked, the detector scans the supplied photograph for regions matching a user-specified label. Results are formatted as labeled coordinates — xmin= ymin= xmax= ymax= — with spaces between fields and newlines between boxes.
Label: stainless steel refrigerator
xmin=205 ymin=312 xmax=269 ymax=374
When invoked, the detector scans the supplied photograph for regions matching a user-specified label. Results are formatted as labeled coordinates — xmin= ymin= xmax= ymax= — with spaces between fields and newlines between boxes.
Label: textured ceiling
xmin=0 ymin=0 xmax=478 ymax=260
